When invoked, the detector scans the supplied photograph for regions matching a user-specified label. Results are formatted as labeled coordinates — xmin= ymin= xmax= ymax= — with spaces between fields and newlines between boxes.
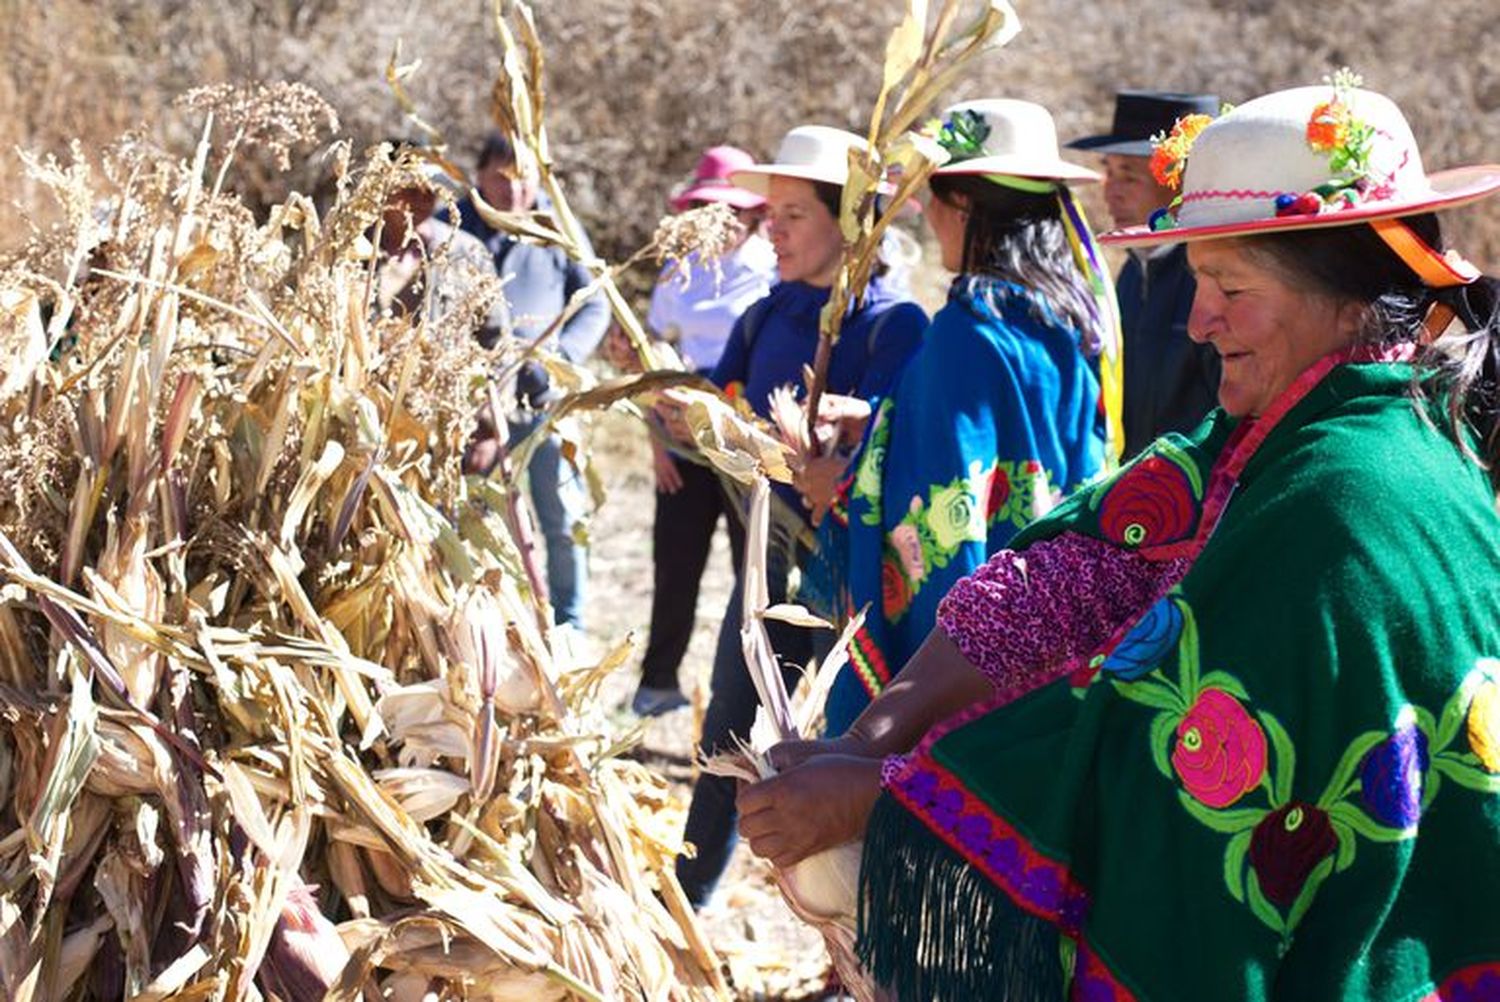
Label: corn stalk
xmin=803 ymin=0 xmax=1021 ymax=450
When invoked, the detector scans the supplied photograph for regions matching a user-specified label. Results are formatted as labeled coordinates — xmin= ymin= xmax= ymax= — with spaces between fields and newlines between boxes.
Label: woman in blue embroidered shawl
xmin=737 ymin=83 xmax=1500 ymax=1001
xmin=819 ymin=100 xmax=1114 ymax=735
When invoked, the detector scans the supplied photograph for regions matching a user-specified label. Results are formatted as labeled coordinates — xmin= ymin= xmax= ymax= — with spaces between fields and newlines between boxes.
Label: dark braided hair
xmin=1241 ymin=216 xmax=1500 ymax=487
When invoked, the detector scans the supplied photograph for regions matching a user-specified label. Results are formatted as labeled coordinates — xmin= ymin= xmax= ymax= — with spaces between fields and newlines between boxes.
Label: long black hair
xmin=1242 ymin=216 xmax=1500 ymax=486
xmin=928 ymin=173 xmax=1104 ymax=354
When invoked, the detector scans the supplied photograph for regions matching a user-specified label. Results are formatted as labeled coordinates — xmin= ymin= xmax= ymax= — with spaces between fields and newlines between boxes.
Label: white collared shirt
xmin=647 ymin=234 xmax=778 ymax=371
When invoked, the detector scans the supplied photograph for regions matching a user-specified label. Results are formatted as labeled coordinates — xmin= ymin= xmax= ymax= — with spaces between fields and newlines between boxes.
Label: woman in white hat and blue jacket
xmin=738 ymin=78 xmax=1500 ymax=1000
xmin=675 ymin=124 xmax=929 ymax=909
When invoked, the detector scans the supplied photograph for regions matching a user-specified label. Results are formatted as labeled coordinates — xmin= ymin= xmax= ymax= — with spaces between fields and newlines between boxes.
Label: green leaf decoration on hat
xmin=933 ymin=109 xmax=991 ymax=163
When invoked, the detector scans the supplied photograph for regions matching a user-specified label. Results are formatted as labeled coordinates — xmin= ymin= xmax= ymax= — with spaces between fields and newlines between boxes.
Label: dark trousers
xmin=639 ymin=458 xmax=744 ymax=690
xmin=676 ymin=531 xmax=811 ymax=908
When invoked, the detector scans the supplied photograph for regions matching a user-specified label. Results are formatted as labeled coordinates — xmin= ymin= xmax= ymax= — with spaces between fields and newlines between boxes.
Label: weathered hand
xmin=651 ymin=440 xmax=684 ymax=494
xmin=794 ymin=452 xmax=852 ymax=526
xmin=764 ymin=735 xmax=877 ymax=772
xmin=737 ymin=756 xmax=884 ymax=868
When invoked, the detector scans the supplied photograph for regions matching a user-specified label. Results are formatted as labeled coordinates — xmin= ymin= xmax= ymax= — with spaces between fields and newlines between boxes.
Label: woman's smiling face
xmin=1187 ymin=239 xmax=1364 ymax=417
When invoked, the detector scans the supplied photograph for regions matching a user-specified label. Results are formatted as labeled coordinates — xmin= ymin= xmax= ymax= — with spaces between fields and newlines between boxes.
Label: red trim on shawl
xmin=1419 ymin=961 xmax=1500 ymax=1000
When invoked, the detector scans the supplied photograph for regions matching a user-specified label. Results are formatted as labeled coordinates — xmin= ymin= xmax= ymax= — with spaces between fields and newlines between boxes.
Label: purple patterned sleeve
xmin=935 ymin=531 xmax=1188 ymax=706
xmin=881 ymin=753 xmax=909 ymax=788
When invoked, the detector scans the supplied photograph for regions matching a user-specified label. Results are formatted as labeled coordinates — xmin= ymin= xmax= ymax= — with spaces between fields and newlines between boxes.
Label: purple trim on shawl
xmin=936 ymin=533 xmax=1189 ymax=705
xmin=886 ymin=757 xmax=1091 ymax=933
xmin=885 ymin=756 xmax=1143 ymax=999
xmin=1422 ymin=962 xmax=1500 ymax=1001
xmin=1072 ymin=941 xmax=1140 ymax=1001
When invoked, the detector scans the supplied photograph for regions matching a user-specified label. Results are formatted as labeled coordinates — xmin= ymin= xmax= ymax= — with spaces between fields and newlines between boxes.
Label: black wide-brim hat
xmin=1066 ymin=90 xmax=1221 ymax=157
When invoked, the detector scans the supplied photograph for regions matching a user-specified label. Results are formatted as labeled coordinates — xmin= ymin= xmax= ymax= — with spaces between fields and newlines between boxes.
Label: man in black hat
xmin=1068 ymin=90 xmax=1223 ymax=458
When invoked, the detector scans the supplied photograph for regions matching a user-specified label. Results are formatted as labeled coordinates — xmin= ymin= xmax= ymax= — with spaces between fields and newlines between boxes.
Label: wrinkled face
xmin=765 ymin=175 xmax=845 ymax=287
xmin=1102 ymin=154 xmax=1174 ymax=229
xmin=1187 ymin=240 xmax=1362 ymax=418
xmin=924 ymin=185 xmax=968 ymax=273
xmin=477 ymin=158 xmax=538 ymax=212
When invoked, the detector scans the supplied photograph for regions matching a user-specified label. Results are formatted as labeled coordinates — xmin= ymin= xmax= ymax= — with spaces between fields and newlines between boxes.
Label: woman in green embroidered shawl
xmin=737 ymin=81 xmax=1500 ymax=1001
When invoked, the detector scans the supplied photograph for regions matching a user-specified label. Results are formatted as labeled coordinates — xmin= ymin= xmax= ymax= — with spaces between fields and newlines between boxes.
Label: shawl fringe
xmin=857 ymin=794 xmax=1067 ymax=1002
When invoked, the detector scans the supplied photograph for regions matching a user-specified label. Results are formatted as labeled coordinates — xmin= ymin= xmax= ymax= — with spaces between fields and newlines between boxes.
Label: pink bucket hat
xmin=669 ymin=146 xmax=767 ymax=212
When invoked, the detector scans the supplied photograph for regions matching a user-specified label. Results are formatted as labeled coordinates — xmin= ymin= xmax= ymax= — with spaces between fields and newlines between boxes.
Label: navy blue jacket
xmin=1117 ymin=244 xmax=1221 ymax=457
xmin=711 ymin=278 xmax=927 ymax=419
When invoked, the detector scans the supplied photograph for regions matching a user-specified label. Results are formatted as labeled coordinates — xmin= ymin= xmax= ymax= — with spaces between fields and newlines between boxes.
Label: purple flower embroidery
xmin=1359 ymin=722 xmax=1429 ymax=829
xmin=1442 ymin=964 xmax=1500 ymax=1002
xmin=898 ymin=768 xmax=940 ymax=806
xmin=953 ymin=814 xmax=993 ymax=854
xmin=1102 ymin=597 xmax=1183 ymax=680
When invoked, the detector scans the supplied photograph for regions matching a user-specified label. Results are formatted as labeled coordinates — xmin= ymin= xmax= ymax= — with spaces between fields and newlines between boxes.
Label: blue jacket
xmin=711 ymin=277 xmax=927 ymax=418
xmin=1118 ymin=244 xmax=1220 ymax=457
xmin=712 ymin=276 xmax=927 ymax=523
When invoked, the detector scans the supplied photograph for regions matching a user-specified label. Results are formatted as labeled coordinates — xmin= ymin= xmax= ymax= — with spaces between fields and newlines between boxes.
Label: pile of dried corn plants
xmin=0 ymin=76 xmax=750 ymax=1000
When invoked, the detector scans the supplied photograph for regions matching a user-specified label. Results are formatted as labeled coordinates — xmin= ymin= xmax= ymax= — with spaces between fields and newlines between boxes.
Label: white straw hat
xmin=931 ymin=99 xmax=1100 ymax=184
xmin=1102 ymin=80 xmax=1500 ymax=247
xmin=729 ymin=125 xmax=871 ymax=195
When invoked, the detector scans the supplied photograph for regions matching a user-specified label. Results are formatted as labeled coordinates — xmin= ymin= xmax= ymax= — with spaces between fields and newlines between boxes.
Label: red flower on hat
xmin=1148 ymin=113 xmax=1213 ymax=190
xmin=1306 ymin=100 xmax=1351 ymax=153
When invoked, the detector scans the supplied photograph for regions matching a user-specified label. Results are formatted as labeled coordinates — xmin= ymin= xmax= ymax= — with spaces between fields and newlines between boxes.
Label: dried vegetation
xmin=0 ymin=77 xmax=743 ymax=999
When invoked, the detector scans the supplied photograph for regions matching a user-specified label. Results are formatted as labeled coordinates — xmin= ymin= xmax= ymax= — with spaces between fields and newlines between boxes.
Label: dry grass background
xmin=1 ymin=0 xmax=1497 ymax=269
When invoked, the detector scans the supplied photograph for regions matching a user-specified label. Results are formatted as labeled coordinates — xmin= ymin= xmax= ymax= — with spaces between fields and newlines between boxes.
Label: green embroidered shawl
xmin=860 ymin=361 xmax=1500 ymax=1001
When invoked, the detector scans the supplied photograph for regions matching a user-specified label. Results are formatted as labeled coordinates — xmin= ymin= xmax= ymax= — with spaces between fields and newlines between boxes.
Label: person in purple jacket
xmin=674 ymin=124 xmax=928 ymax=908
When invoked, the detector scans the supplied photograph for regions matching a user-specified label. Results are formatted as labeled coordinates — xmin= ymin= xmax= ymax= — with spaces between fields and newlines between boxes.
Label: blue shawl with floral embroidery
xmin=859 ymin=360 xmax=1500 ymax=1001
xmin=823 ymin=276 xmax=1104 ymax=736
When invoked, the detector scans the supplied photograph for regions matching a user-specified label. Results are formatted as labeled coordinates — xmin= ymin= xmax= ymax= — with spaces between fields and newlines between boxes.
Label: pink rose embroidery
xmin=1172 ymin=688 xmax=1268 ymax=808
xmin=888 ymin=522 xmax=926 ymax=586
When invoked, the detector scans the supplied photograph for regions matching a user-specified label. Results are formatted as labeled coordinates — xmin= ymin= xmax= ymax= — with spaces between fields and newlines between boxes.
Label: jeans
xmin=508 ymin=413 xmax=589 ymax=628
xmin=640 ymin=461 xmax=745 ymax=691
xmin=676 ymin=533 xmax=811 ymax=908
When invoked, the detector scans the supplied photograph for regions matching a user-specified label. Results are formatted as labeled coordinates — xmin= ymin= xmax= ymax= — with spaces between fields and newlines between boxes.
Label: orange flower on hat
xmin=1306 ymin=99 xmax=1351 ymax=153
xmin=1149 ymin=113 xmax=1213 ymax=190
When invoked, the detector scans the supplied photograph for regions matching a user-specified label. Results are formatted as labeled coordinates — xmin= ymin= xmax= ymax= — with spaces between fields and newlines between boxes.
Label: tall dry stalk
xmin=802 ymin=0 xmax=1021 ymax=449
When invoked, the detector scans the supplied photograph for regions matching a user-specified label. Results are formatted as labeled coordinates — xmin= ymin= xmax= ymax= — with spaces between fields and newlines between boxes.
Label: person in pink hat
xmin=735 ymin=78 xmax=1500 ymax=1000
xmin=633 ymin=146 xmax=778 ymax=717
